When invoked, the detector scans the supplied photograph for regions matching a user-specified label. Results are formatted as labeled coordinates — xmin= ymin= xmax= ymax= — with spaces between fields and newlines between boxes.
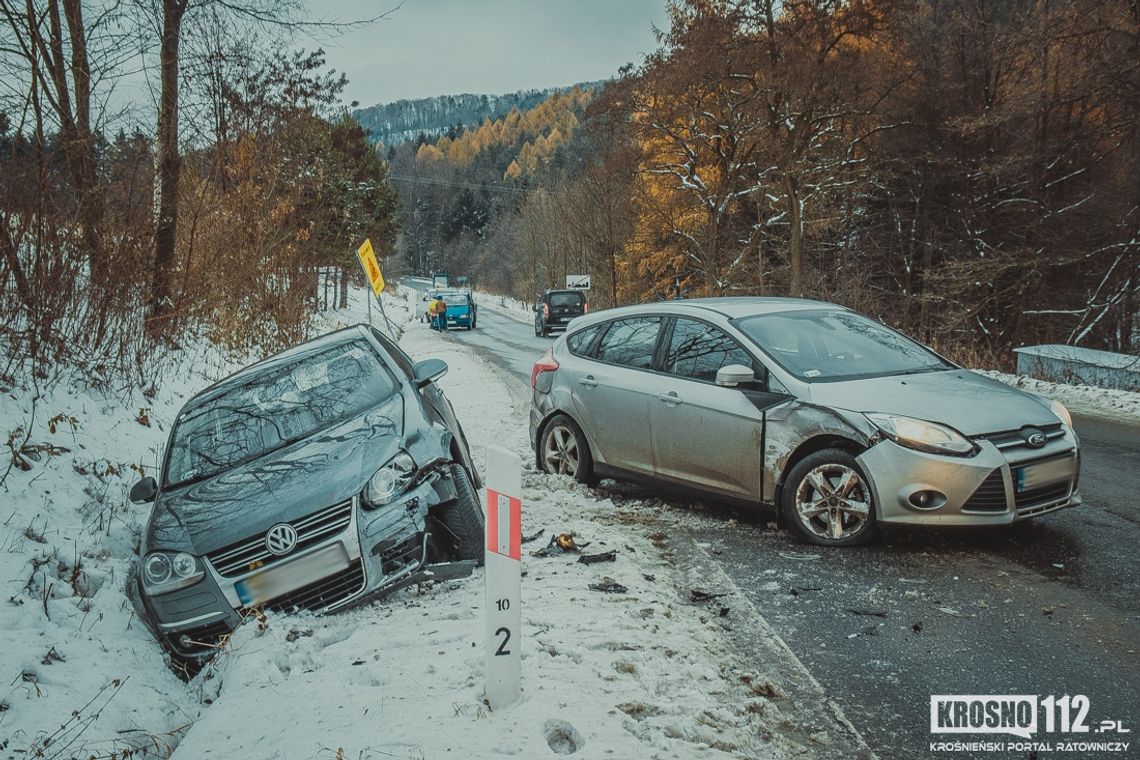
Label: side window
xmin=566 ymin=325 xmax=601 ymax=357
xmin=665 ymin=318 xmax=756 ymax=383
xmin=596 ymin=317 xmax=661 ymax=369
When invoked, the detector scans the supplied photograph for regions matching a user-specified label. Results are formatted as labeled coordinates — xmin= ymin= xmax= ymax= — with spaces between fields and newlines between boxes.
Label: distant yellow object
xmin=357 ymin=238 xmax=385 ymax=296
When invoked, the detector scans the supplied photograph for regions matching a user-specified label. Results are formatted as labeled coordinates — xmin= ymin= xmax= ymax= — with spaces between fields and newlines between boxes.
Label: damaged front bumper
xmin=135 ymin=463 xmax=475 ymax=661
xmin=858 ymin=434 xmax=1081 ymax=528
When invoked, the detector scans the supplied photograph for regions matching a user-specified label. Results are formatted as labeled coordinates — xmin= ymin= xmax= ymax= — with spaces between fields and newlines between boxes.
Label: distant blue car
xmin=439 ymin=290 xmax=477 ymax=330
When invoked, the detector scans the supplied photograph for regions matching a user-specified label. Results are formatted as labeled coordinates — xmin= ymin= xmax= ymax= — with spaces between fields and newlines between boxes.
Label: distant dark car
xmin=127 ymin=325 xmax=483 ymax=669
xmin=535 ymin=289 xmax=587 ymax=337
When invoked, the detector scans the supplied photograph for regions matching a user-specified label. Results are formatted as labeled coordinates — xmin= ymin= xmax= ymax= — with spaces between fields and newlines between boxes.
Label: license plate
xmin=1015 ymin=455 xmax=1075 ymax=493
xmin=235 ymin=544 xmax=349 ymax=606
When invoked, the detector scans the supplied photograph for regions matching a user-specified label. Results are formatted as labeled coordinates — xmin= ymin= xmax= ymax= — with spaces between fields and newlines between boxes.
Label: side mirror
xmin=412 ymin=358 xmax=448 ymax=387
xmin=716 ymin=364 xmax=755 ymax=388
xmin=130 ymin=476 xmax=158 ymax=503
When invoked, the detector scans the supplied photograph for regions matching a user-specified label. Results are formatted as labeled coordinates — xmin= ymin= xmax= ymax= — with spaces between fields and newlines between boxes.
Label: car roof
xmin=568 ymin=296 xmax=844 ymax=328
xmin=543 ymin=289 xmax=586 ymax=296
xmin=184 ymin=324 xmax=373 ymax=409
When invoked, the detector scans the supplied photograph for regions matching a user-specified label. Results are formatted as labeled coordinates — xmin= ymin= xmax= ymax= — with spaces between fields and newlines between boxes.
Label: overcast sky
xmin=316 ymin=0 xmax=669 ymax=107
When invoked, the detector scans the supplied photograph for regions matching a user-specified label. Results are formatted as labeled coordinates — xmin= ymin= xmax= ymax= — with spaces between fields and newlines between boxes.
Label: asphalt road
xmin=403 ymin=279 xmax=1140 ymax=759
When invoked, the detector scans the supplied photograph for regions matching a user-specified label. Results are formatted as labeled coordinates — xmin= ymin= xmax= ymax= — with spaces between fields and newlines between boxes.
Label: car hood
xmin=148 ymin=395 xmax=404 ymax=555
xmin=807 ymin=370 xmax=1058 ymax=436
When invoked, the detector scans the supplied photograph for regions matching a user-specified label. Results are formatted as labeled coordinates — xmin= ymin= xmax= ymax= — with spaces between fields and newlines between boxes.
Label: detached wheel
xmin=540 ymin=414 xmax=596 ymax=485
xmin=433 ymin=464 xmax=485 ymax=564
xmin=781 ymin=448 xmax=877 ymax=546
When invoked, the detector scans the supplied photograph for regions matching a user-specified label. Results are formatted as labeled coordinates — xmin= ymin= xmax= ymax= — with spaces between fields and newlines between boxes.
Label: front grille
xmin=961 ymin=470 xmax=1008 ymax=512
xmin=974 ymin=423 xmax=1065 ymax=452
xmin=167 ymin=620 xmax=232 ymax=657
xmin=250 ymin=558 xmax=366 ymax=615
xmin=206 ymin=499 xmax=353 ymax=577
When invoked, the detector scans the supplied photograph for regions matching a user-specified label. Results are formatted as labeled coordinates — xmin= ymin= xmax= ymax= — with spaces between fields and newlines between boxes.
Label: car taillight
xmin=583 ymin=301 xmax=588 ymax=314
xmin=542 ymin=303 xmax=550 ymax=319
xmin=531 ymin=349 xmax=559 ymax=389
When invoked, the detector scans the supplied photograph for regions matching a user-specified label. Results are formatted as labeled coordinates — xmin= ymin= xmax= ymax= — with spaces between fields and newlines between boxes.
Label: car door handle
xmin=579 ymin=376 xmax=598 ymax=387
xmin=658 ymin=392 xmax=683 ymax=405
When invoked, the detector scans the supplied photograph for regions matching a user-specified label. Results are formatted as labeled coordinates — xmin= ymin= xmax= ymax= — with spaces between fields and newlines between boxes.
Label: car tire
xmin=534 ymin=320 xmax=542 ymax=337
xmin=781 ymin=448 xmax=878 ymax=546
xmin=539 ymin=414 xmax=597 ymax=485
xmin=434 ymin=464 xmax=485 ymax=564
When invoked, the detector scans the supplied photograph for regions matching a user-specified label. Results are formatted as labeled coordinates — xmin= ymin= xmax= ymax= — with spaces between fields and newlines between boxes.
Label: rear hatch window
xmin=548 ymin=292 xmax=585 ymax=312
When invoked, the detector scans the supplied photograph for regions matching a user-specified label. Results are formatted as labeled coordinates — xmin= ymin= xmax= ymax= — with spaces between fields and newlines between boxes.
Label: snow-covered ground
xmin=0 ymin=287 xmax=808 ymax=759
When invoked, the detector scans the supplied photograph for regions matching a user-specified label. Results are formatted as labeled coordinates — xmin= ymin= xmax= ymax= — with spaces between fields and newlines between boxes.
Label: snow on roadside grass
xmin=0 ymin=335 xmax=251 ymax=758
xmin=973 ymin=370 xmax=1140 ymax=424
xmin=172 ymin=289 xmax=801 ymax=758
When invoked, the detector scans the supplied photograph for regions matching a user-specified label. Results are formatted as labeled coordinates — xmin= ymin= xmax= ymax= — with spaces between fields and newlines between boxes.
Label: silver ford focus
xmin=528 ymin=298 xmax=1081 ymax=546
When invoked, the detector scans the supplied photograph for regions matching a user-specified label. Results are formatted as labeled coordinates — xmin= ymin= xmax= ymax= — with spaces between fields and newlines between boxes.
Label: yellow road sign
xmin=357 ymin=238 xmax=385 ymax=296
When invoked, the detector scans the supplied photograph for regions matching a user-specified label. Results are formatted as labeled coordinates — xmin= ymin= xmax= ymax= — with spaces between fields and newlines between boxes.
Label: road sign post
xmin=356 ymin=238 xmax=402 ymax=337
xmin=484 ymin=445 xmax=522 ymax=710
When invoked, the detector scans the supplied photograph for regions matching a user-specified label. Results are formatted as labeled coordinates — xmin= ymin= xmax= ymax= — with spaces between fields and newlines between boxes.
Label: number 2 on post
xmin=494 ymin=626 xmax=511 ymax=656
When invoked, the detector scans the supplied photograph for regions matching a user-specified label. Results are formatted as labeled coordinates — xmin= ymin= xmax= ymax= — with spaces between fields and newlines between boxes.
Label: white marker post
xmin=484 ymin=445 xmax=522 ymax=710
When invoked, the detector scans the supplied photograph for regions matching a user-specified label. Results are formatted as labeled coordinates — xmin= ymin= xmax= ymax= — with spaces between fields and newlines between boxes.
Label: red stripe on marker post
xmin=486 ymin=488 xmax=521 ymax=560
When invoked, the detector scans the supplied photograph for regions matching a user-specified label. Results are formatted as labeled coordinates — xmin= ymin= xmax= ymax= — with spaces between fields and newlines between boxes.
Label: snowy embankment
xmin=0 ymin=287 xmax=806 ymax=759
xmin=0 ymin=336 xmax=253 ymax=757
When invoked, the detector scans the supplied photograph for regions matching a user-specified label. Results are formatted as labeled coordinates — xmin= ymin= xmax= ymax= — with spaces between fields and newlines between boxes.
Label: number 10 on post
xmin=484 ymin=446 xmax=522 ymax=710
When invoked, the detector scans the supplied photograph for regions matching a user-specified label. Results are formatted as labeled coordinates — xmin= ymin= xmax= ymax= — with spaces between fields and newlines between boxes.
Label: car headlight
xmin=141 ymin=551 xmax=203 ymax=595
xmin=1049 ymin=399 xmax=1072 ymax=427
xmin=865 ymin=413 xmax=977 ymax=456
xmin=363 ymin=451 xmax=417 ymax=508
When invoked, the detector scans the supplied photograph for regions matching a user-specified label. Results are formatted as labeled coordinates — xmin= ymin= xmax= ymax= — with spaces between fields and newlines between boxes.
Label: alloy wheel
xmin=794 ymin=463 xmax=872 ymax=541
xmin=542 ymin=424 xmax=580 ymax=476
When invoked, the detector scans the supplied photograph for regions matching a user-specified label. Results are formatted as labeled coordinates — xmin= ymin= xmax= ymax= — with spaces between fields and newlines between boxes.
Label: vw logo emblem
xmin=265 ymin=523 xmax=298 ymax=556
xmin=1022 ymin=428 xmax=1047 ymax=448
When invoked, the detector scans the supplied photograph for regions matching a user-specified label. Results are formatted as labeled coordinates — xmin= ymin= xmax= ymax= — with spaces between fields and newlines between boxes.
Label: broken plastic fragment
xmin=589 ymin=577 xmax=627 ymax=593
xmin=577 ymin=550 xmax=617 ymax=565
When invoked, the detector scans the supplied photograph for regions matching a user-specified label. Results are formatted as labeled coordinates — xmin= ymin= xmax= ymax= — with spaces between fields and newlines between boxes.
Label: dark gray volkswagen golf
xmin=128 ymin=324 xmax=484 ymax=667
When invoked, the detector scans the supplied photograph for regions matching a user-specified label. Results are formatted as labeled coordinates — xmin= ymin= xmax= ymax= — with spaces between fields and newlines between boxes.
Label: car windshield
xmin=164 ymin=340 xmax=396 ymax=487
xmin=441 ymin=293 xmax=467 ymax=305
xmin=549 ymin=293 xmax=583 ymax=307
xmin=735 ymin=310 xmax=953 ymax=382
